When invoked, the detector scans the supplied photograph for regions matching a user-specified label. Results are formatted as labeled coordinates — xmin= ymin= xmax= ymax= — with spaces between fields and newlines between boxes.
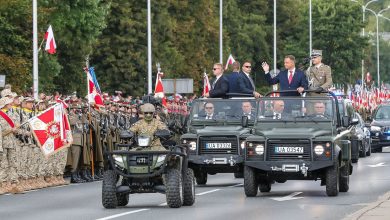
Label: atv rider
xmin=129 ymin=103 xmax=167 ymax=151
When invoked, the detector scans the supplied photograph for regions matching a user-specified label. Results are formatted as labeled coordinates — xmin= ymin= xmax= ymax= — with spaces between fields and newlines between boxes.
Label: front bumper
xmin=246 ymin=160 xmax=333 ymax=173
xmin=188 ymin=154 xmax=243 ymax=172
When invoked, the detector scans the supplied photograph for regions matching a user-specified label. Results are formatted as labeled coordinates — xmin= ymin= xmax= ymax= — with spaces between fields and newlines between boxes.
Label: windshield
xmin=374 ymin=106 xmax=390 ymax=120
xmin=257 ymin=97 xmax=335 ymax=122
xmin=190 ymin=98 xmax=256 ymax=123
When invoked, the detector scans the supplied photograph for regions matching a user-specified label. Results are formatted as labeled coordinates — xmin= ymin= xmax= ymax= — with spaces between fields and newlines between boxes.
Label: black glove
xmin=315 ymin=87 xmax=324 ymax=93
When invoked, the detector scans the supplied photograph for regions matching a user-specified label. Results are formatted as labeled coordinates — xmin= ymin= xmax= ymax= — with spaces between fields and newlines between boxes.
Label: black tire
xmin=339 ymin=162 xmax=350 ymax=192
xmin=102 ymin=170 xmax=118 ymax=209
xmin=326 ymin=162 xmax=339 ymax=197
xmin=195 ymin=171 xmax=207 ymax=185
xmin=366 ymin=143 xmax=371 ymax=156
xmin=165 ymin=168 xmax=183 ymax=208
xmin=244 ymin=166 xmax=258 ymax=197
xmin=359 ymin=141 xmax=366 ymax=158
xmin=183 ymin=168 xmax=195 ymax=206
xmin=259 ymin=182 xmax=271 ymax=193
xmin=117 ymin=194 xmax=129 ymax=206
xmin=234 ymin=172 xmax=244 ymax=178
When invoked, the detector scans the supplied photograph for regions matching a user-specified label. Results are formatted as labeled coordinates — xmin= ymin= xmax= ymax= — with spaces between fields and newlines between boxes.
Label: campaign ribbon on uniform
xmin=0 ymin=110 xmax=15 ymax=128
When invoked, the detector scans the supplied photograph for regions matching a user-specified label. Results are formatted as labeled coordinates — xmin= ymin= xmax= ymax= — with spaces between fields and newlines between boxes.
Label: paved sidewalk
xmin=344 ymin=191 xmax=390 ymax=220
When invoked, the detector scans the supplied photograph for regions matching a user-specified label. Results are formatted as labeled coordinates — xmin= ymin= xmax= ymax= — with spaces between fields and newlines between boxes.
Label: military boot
xmin=86 ymin=169 xmax=95 ymax=181
xmin=80 ymin=169 xmax=93 ymax=182
xmin=9 ymin=182 xmax=24 ymax=194
xmin=0 ymin=183 xmax=6 ymax=195
xmin=94 ymin=168 xmax=103 ymax=180
xmin=71 ymin=171 xmax=85 ymax=183
xmin=57 ymin=175 xmax=68 ymax=186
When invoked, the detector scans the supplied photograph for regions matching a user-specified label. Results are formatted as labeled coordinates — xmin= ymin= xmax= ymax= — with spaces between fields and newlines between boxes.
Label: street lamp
xmin=365 ymin=6 xmax=390 ymax=87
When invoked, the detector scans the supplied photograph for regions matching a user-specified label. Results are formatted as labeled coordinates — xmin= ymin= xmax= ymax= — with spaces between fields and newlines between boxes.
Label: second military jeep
xmin=243 ymin=91 xmax=357 ymax=197
xmin=181 ymin=98 xmax=255 ymax=185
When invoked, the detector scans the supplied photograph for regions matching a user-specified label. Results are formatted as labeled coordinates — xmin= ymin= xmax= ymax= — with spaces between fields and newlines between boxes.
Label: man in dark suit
xmin=238 ymin=101 xmax=255 ymax=120
xmin=203 ymin=102 xmax=216 ymax=120
xmin=262 ymin=55 xmax=308 ymax=96
xmin=236 ymin=61 xmax=261 ymax=98
xmin=204 ymin=63 xmax=229 ymax=99
xmin=228 ymin=61 xmax=240 ymax=93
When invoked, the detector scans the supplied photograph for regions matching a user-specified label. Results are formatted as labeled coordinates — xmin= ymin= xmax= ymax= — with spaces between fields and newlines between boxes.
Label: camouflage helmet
xmin=141 ymin=103 xmax=155 ymax=113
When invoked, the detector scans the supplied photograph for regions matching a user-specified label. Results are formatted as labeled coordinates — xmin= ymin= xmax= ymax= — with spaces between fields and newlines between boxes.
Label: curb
xmin=343 ymin=191 xmax=390 ymax=220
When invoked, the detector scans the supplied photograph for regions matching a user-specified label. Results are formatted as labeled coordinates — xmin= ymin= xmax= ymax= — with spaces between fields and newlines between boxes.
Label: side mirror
xmin=366 ymin=116 xmax=372 ymax=122
xmin=242 ymin=116 xmax=249 ymax=128
xmin=350 ymin=118 xmax=359 ymax=126
xmin=342 ymin=116 xmax=350 ymax=127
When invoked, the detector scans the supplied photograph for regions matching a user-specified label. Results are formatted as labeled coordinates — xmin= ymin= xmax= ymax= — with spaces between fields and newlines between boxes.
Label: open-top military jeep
xmin=102 ymin=130 xmax=195 ymax=208
xmin=243 ymin=91 xmax=357 ymax=197
xmin=181 ymin=98 xmax=255 ymax=185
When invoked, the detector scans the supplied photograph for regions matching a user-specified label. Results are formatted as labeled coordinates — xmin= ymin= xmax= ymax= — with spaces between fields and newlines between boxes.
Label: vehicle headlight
xmin=138 ymin=135 xmax=151 ymax=147
xmin=189 ymin=141 xmax=197 ymax=151
xmin=255 ymin=144 xmax=264 ymax=155
xmin=314 ymin=145 xmax=324 ymax=155
xmin=370 ymin=126 xmax=381 ymax=132
xmin=157 ymin=155 xmax=166 ymax=163
xmin=113 ymin=155 xmax=124 ymax=167
xmin=240 ymin=141 xmax=246 ymax=149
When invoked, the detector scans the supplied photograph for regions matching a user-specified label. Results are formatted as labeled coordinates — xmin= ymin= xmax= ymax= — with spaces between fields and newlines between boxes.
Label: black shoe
xmin=71 ymin=172 xmax=86 ymax=183
xmin=95 ymin=168 xmax=103 ymax=180
xmin=80 ymin=170 xmax=93 ymax=182
xmin=86 ymin=169 xmax=95 ymax=181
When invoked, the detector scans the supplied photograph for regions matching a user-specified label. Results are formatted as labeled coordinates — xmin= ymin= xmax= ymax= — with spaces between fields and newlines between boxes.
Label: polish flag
xmin=225 ymin=54 xmax=236 ymax=70
xmin=202 ymin=72 xmax=211 ymax=96
xmin=45 ymin=25 xmax=57 ymax=54
xmin=85 ymin=67 xmax=104 ymax=108
xmin=154 ymin=72 xmax=165 ymax=98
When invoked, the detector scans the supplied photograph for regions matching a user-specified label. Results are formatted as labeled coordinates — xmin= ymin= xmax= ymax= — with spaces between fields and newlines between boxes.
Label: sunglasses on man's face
xmin=244 ymin=66 xmax=252 ymax=68
xmin=205 ymin=107 xmax=213 ymax=109
xmin=144 ymin=112 xmax=153 ymax=115
xmin=213 ymin=68 xmax=220 ymax=70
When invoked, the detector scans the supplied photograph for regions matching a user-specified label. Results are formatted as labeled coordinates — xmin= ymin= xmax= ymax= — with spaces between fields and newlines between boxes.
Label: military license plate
xmin=274 ymin=147 xmax=304 ymax=154
xmin=136 ymin=157 xmax=148 ymax=165
xmin=206 ymin=143 xmax=232 ymax=149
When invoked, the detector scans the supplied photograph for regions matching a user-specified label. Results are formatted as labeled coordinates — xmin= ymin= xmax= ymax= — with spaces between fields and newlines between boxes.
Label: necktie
xmin=288 ymin=70 xmax=293 ymax=84
xmin=247 ymin=75 xmax=255 ymax=90
xmin=212 ymin=79 xmax=217 ymax=89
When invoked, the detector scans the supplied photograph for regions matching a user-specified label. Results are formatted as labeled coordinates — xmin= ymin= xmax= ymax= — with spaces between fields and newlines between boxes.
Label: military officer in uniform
xmin=306 ymin=49 xmax=333 ymax=96
xmin=130 ymin=103 xmax=167 ymax=151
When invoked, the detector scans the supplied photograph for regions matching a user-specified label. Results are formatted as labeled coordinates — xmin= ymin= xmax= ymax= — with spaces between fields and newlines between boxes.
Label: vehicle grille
xmin=199 ymin=136 xmax=238 ymax=154
xmin=267 ymin=139 xmax=311 ymax=161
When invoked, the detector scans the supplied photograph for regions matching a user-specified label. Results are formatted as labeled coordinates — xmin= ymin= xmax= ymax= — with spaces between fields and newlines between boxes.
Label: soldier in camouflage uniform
xmin=0 ymin=96 xmax=23 ymax=193
xmin=306 ymin=49 xmax=333 ymax=96
xmin=130 ymin=103 xmax=167 ymax=151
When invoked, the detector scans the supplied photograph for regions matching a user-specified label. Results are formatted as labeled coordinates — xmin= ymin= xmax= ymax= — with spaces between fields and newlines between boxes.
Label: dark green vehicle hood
xmin=256 ymin=127 xmax=332 ymax=139
xmin=195 ymin=126 xmax=250 ymax=136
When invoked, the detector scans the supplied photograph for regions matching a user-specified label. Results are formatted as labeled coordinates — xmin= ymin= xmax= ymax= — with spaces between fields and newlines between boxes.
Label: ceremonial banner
xmin=45 ymin=25 xmax=57 ymax=54
xmin=28 ymin=104 xmax=72 ymax=157
xmin=85 ymin=67 xmax=104 ymax=107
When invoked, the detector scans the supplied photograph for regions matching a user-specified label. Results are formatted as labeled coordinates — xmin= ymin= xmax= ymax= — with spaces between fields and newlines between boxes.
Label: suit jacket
xmin=264 ymin=69 xmax=308 ymax=96
xmin=237 ymin=71 xmax=255 ymax=95
xmin=228 ymin=72 xmax=240 ymax=93
xmin=238 ymin=112 xmax=255 ymax=120
xmin=209 ymin=75 xmax=229 ymax=98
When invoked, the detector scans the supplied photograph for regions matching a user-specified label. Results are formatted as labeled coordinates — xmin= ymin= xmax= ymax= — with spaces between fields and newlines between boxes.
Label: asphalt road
xmin=1 ymin=147 xmax=390 ymax=220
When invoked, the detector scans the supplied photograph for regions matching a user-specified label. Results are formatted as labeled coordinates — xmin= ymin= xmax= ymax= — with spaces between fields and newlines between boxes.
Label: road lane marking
xmin=271 ymin=192 xmax=304 ymax=201
xmin=196 ymin=189 xmax=221 ymax=196
xmin=96 ymin=209 xmax=149 ymax=220
xmin=368 ymin=162 xmax=387 ymax=167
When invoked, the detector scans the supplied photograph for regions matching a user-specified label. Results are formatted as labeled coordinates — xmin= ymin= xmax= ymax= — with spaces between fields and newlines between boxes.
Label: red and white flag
xmin=202 ymin=71 xmax=211 ymax=96
xmin=28 ymin=104 xmax=72 ymax=157
xmin=45 ymin=25 xmax=57 ymax=54
xmin=85 ymin=67 xmax=104 ymax=108
xmin=154 ymin=72 xmax=165 ymax=98
xmin=225 ymin=54 xmax=236 ymax=70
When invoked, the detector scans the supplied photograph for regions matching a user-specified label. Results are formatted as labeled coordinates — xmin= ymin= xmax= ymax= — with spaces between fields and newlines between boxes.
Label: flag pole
xmin=33 ymin=0 xmax=39 ymax=99
xmin=85 ymin=56 xmax=95 ymax=179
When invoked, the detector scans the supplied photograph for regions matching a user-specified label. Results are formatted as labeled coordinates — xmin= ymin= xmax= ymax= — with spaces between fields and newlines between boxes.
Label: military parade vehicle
xmin=243 ymin=91 xmax=356 ymax=197
xmin=181 ymin=98 xmax=255 ymax=184
xmin=368 ymin=103 xmax=390 ymax=152
xmin=102 ymin=129 xmax=195 ymax=208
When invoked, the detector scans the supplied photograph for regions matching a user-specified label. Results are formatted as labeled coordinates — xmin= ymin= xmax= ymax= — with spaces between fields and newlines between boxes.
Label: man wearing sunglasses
xmin=204 ymin=63 xmax=229 ymax=99
xmin=237 ymin=61 xmax=261 ymax=98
